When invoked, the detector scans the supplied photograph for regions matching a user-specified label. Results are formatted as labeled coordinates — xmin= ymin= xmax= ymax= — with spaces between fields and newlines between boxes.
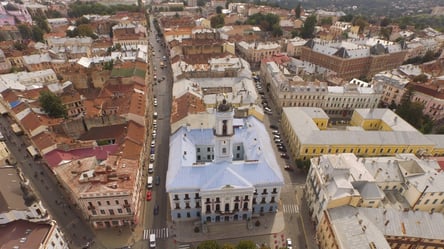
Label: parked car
xmin=272 ymin=130 xmax=280 ymax=135
xmin=270 ymin=124 xmax=278 ymax=130
xmin=280 ymin=153 xmax=289 ymax=159
xmin=286 ymin=238 xmax=293 ymax=249
xmin=146 ymin=190 xmax=152 ymax=201
xmin=155 ymin=175 xmax=160 ymax=185
xmin=153 ymin=204 xmax=159 ymax=215
xmin=150 ymin=153 xmax=155 ymax=163
xmin=278 ymin=146 xmax=287 ymax=152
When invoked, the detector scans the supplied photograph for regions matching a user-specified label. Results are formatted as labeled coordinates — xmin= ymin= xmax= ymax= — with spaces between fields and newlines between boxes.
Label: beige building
xmin=363 ymin=153 xmax=444 ymax=213
xmin=371 ymin=70 xmax=410 ymax=107
xmin=262 ymin=61 xmax=382 ymax=118
xmin=53 ymin=156 xmax=142 ymax=229
xmin=237 ymin=41 xmax=281 ymax=67
xmin=286 ymin=37 xmax=306 ymax=57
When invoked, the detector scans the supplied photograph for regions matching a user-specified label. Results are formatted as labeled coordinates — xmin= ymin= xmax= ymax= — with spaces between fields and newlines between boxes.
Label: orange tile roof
xmin=21 ymin=112 xmax=45 ymax=135
xmin=32 ymin=132 xmax=57 ymax=152
xmin=121 ymin=139 xmax=142 ymax=160
xmin=171 ymin=92 xmax=206 ymax=124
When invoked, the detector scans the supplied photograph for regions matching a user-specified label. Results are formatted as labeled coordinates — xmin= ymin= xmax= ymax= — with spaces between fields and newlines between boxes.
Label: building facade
xmin=300 ymin=38 xmax=407 ymax=80
xmin=261 ymin=61 xmax=382 ymax=118
xmin=237 ymin=41 xmax=281 ymax=67
xmin=166 ymin=100 xmax=284 ymax=223
xmin=281 ymin=107 xmax=443 ymax=160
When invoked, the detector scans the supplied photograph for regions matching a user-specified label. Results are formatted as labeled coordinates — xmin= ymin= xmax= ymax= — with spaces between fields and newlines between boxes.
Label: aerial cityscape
xmin=0 ymin=0 xmax=443 ymax=249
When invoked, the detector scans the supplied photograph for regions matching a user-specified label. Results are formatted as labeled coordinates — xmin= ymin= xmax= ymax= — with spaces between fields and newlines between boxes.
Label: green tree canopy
xmin=246 ymin=13 xmax=280 ymax=32
xmin=300 ymin=15 xmax=316 ymax=39
xmin=31 ymin=26 xmax=44 ymax=42
xmin=216 ymin=6 xmax=223 ymax=14
xmin=235 ymin=240 xmax=256 ymax=249
xmin=295 ymin=3 xmax=301 ymax=19
xmin=39 ymin=91 xmax=67 ymax=118
xmin=320 ymin=17 xmax=332 ymax=26
xmin=210 ymin=14 xmax=225 ymax=28
xmin=197 ymin=240 xmax=221 ymax=249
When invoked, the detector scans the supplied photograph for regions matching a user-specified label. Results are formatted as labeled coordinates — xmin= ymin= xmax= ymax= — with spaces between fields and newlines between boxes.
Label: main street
xmin=139 ymin=14 xmax=174 ymax=249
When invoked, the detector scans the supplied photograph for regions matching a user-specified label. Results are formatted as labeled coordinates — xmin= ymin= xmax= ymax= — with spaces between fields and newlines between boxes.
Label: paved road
xmin=0 ymin=115 xmax=95 ymax=249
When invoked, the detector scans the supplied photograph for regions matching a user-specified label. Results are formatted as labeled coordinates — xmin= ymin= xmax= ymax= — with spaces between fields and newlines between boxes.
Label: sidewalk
xmin=173 ymin=212 xmax=285 ymax=244
xmin=92 ymin=222 xmax=142 ymax=249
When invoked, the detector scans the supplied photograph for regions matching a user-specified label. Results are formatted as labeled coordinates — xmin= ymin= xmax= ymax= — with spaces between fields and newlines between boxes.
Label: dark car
xmin=155 ymin=176 xmax=160 ymax=185
xmin=270 ymin=124 xmax=278 ymax=130
xmin=154 ymin=204 xmax=159 ymax=215
xmin=284 ymin=164 xmax=294 ymax=171
xmin=278 ymin=146 xmax=287 ymax=152
xmin=280 ymin=153 xmax=289 ymax=159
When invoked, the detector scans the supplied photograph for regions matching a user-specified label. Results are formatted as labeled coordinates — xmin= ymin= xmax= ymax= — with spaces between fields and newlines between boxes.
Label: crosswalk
xmin=143 ymin=228 xmax=169 ymax=240
xmin=282 ymin=204 xmax=299 ymax=214
xmin=178 ymin=244 xmax=191 ymax=249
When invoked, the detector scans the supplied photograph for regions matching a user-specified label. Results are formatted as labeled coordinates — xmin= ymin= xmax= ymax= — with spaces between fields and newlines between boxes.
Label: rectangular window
xmin=109 ymin=209 xmax=115 ymax=215
xmin=197 ymin=148 xmax=200 ymax=152
xmin=207 ymin=147 xmax=211 ymax=152
xmin=237 ymin=146 xmax=241 ymax=150
xmin=118 ymin=209 xmax=123 ymax=213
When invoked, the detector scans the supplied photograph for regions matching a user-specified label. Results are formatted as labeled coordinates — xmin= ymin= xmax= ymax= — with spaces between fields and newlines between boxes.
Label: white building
xmin=166 ymin=100 xmax=284 ymax=223
xmin=262 ymin=61 xmax=382 ymax=118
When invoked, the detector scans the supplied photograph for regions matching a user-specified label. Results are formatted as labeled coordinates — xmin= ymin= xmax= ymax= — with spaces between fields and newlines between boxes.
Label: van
xmin=148 ymin=163 xmax=154 ymax=174
xmin=149 ymin=233 xmax=156 ymax=248
xmin=147 ymin=176 xmax=153 ymax=189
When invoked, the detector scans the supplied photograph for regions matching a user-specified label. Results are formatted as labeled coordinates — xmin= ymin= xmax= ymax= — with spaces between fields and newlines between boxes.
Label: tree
xmin=31 ymin=26 xmax=44 ymax=42
xmin=197 ymin=0 xmax=206 ymax=7
xmin=320 ymin=17 xmax=332 ymax=26
xmin=210 ymin=14 xmax=225 ymax=28
xmin=39 ymin=91 xmax=67 ymax=118
xmin=300 ymin=15 xmax=316 ymax=39
xmin=271 ymin=23 xmax=282 ymax=37
xmin=197 ymin=240 xmax=221 ymax=249
xmin=352 ymin=16 xmax=368 ymax=34
xmin=76 ymin=16 xmax=90 ymax=26
xmin=412 ymin=74 xmax=428 ymax=83
xmin=295 ymin=3 xmax=301 ymax=19
xmin=216 ymin=6 xmax=223 ymax=14
xmin=380 ymin=17 xmax=391 ymax=27
xmin=236 ymin=240 xmax=256 ymax=249
xmin=339 ymin=14 xmax=353 ymax=22
xmin=17 ymin=24 xmax=32 ymax=40
xmin=34 ymin=15 xmax=51 ymax=33
xmin=77 ymin=24 xmax=97 ymax=38
xmin=46 ymin=9 xmax=62 ymax=18
xmin=380 ymin=27 xmax=392 ymax=40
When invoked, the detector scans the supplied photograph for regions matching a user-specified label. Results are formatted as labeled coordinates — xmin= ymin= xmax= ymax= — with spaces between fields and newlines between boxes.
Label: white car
xmin=151 ymin=140 xmax=156 ymax=148
xmin=286 ymin=238 xmax=292 ymax=249
xmin=153 ymin=100 xmax=158 ymax=107
xmin=150 ymin=153 xmax=155 ymax=163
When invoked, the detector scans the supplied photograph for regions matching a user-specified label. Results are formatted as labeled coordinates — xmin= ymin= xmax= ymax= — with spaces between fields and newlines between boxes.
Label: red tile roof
xmin=44 ymin=144 xmax=119 ymax=167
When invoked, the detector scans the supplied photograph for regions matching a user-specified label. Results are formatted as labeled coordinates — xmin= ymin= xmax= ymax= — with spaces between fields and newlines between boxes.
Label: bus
xmin=11 ymin=123 xmax=23 ymax=135
xmin=26 ymin=146 xmax=39 ymax=160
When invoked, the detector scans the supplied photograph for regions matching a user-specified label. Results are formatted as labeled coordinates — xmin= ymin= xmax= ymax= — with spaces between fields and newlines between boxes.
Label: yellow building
xmin=281 ymin=107 xmax=443 ymax=160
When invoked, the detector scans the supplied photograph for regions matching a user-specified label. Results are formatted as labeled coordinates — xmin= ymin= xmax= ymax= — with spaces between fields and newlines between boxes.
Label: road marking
xmin=178 ymin=244 xmax=191 ymax=249
xmin=283 ymin=204 xmax=299 ymax=214
xmin=143 ymin=228 xmax=169 ymax=240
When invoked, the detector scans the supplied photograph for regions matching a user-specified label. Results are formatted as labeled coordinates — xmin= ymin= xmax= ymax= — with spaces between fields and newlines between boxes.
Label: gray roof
xmin=358 ymin=207 xmax=444 ymax=239
xmin=327 ymin=206 xmax=391 ymax=249
xmin=166 ymin=116 xmax=284 ymax=192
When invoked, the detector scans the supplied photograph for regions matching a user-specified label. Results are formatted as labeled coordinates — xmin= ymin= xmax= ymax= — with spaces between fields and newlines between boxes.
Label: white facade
xmin=262 ymin=61 xmax=382 ymax=118
xmin=166 ymin=101 xmax=284 ymax=223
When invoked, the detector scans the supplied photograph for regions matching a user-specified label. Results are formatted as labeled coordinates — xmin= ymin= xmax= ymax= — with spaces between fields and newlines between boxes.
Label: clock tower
xmin=214 ymin=99 xmax=234 ymax=163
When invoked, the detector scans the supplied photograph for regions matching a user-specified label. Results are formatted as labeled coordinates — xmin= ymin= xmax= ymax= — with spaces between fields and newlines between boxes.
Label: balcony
xmin=173 ymin=196 xmax=179 ymax=201
xmin=184 ymin=196 xmax=190 ymax=200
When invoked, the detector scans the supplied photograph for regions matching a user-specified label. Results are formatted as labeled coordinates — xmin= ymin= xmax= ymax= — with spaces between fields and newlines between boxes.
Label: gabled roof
xmin=333 ymin=47 xmax=350 ymax=58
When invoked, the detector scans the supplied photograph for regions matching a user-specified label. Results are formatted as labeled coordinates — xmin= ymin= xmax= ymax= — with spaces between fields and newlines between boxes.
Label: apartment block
xmin=281 ymin=108 xmax=443 ymax=160
xmin=262 ymin=61 xmax=382 ymax=118
xmin=237 ymin=41 xmax=281 ymax=67
xmin=301 ymin=38 xmax=407 ymax=79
